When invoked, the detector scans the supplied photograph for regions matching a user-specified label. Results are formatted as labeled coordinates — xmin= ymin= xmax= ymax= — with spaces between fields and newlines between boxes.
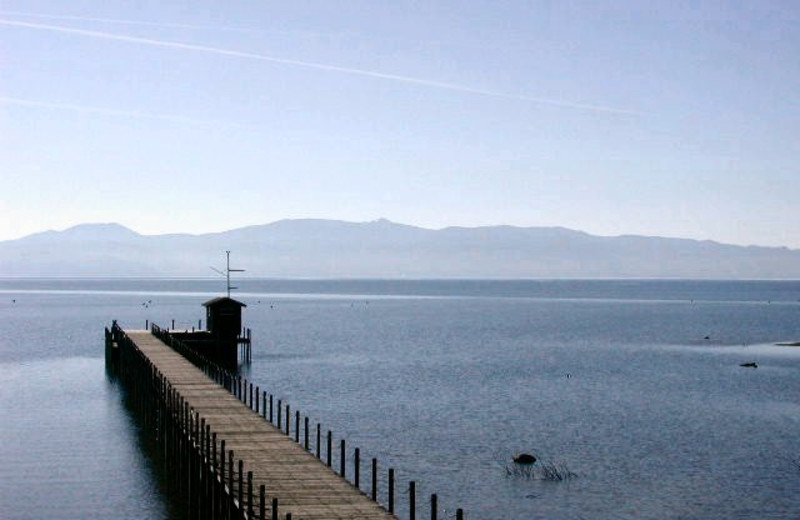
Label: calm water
xmin=1 ymin=279 xmax=799 ymax=519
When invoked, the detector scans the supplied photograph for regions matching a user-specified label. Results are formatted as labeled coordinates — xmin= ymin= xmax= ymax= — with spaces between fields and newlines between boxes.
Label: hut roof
xmin=202 ymin=297 xmax=247 ymax=308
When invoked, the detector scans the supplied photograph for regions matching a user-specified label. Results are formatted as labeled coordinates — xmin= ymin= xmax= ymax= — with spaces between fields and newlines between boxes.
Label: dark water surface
xmin=1 ymin=279 xmax=799 ymax=519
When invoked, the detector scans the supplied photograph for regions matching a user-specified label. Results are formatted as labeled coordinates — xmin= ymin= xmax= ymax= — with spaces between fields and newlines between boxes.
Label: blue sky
xmin=1 ymin=1 xmax=798 ymax=247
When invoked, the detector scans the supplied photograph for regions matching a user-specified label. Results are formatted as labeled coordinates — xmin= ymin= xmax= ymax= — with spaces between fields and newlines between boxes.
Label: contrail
xmin=0 ymin=19 xmax=642 ymax=115
xmin=0 ymin=10 xmax=292 ymax=34
xmin=0 ymin=96 xmax=250 ymax=127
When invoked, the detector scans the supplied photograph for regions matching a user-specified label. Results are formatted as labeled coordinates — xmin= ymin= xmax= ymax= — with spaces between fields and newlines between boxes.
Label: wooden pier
xmin=106 ymin=323 xmax=463 ymax=520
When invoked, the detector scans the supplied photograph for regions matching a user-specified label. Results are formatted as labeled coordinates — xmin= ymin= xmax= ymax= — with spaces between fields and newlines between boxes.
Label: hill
xmin=1 ymin=219 xmax=798 ymax=279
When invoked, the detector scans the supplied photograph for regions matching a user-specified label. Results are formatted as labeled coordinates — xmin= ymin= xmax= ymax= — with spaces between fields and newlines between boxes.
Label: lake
xmin=1 ymin=279 xmax=799 ymax=519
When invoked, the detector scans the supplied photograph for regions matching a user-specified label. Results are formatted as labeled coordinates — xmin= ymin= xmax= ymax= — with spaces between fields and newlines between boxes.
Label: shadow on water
xmin=106 ymin=362 xmax=190 ymax=520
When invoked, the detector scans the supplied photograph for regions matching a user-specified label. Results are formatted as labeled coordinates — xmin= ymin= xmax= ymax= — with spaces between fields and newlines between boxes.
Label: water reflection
xmin=0 ymin=358 xmax=170 ymax=520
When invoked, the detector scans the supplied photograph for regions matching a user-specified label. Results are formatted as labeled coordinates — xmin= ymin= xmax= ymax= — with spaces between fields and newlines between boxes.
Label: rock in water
xmin=739 ymin=362 xmax=758 ymax=368
xmin=513 ymin=453 xmax=536 ymax=464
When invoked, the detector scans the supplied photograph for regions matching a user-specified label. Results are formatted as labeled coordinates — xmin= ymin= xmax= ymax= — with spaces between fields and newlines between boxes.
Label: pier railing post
xmin=220 ymin=441 xmax=226 ymax=496
xmin=371 ymin=458 xmax=377 ymax=501
xmin=327 ymin=430 xmax=332 ymax=467
xmin=340 ymin=439 xmax=346 ymax=477
xmin=260 ymin=484 xmax=266 ymax=520
xmin=316 ymin=424 xmax=321 ymax=459
xmin=247 ymin=470 xmax=254 ymax=518
xmin=354 ymin=448 xmax=360 ymax=488
xmin=228 ymin=452 xmax=235 ymax=517
xmin=388 ymin=468 xmax=395 ymax=514
xmin=238 ymin=459 xmax=244 ymax=513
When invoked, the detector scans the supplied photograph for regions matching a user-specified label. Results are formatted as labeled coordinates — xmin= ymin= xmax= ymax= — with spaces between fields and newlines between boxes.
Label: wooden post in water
xmin=228 ymin=452 xmax=234 ymax=515
xmin=220 ymin=441 xmax=226 ymax=494
xmin=371 ymin=458 xmax=377 ymax=501
xmin=259 ymin=484 xmax=266 ymax=520
xmin=247 ymin=471 xmax=254 ymax=517
xmin=205 ymin=424 xmax=211 ymax=463
xmin=258 ymin=484 xmax=267 ymax=520
xmin=431 ymin=494 xmax=437 ymax=520
xmin=316 ymin=424 xmax=321 ymax=459
xmin=409 ymin=481 xmax=416 ymax=520
xmin=388 ymin=468 xmax=395 ymax=514
xmin=327 ymin=431 xmax=332 ymax=467
xmin=340 ymin=439 xmax=346 ymax=477
xmin=354 ymin=448 xmax=360 ymax=488
xmin=238 ymin=459 xmax=244 ymax=513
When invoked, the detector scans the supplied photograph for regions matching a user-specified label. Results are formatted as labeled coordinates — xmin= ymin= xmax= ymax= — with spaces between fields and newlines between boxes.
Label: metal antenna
xmin=209 ymin=251 xmax=245 ymax=297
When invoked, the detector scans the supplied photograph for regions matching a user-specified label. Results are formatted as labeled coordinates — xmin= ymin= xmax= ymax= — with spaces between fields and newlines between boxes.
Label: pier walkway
xmin=118 ymin=329 xmax=396 ymax=520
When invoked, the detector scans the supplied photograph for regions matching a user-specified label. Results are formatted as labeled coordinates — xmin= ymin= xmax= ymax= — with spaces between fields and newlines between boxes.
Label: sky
xmin=1 ymin=1 xmax=798 ymax=248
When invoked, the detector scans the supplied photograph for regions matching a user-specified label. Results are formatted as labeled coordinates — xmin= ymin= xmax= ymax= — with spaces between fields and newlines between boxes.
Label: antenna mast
xmin=211 ymin=252 xmax=245 ymax=297
xmin=225 ymin=250 xmax=245 ymax=297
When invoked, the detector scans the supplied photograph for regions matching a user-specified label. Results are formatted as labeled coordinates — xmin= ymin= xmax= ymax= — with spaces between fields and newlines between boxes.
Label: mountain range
xmin=1 ymin=219 xmax=798 ymax=279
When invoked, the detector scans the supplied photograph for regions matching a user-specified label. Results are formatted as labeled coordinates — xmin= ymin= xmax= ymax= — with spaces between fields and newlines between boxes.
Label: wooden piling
xmin=389 ymin=468 xmax=395 ymax=514
xmin=340 ymin=439 xmax=346 ymax=477
xmin=372 ymin=458 xmax=378 ymax=501
xmin=409 ymin=481 xmax=415 ymax=520
xmin=327 ymin=430 xmax=332 ymax=467
xmin=355 ymin=448 xmax=360 ymax=488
